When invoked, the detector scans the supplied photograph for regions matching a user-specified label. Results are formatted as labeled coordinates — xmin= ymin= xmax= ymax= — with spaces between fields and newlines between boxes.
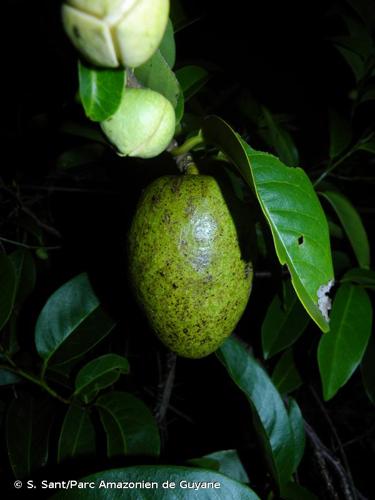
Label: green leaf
xmin=261 ymin=107 xmax=299 ymax=166
xmin=361 ymin=335 xmax=375 ymax=405
xmin=9 ymin=249 xmax=36 ymax=305
xmin=52 ymin=466 xmax=260 ymax=499
xmin=328 ymin=110 xmax=352 ymax=159
xmin=6 ymin=394 xmax=53 ymax=478
xmin=134 ymin=51 xmax=180 ymax=108
xmin=57 ymin=405 xmax=96 ymax=463
xmin=334 ymin=45 xmax=365 ymax=81
xmin=188 ymin=449 xmax=249 ymax=483
xmin=341 ymin=267 xmax=375 ymax=289
xmin=272 ymin=350 xmax=302 ymax=395
xmin=287 ymin=399 xmax=305 ymax=474
xmin=217 ymin=337 xmax=295 ymax=487
xmin=0 ymin=369 xmax=21 ymax=386
xmin=321 ymin=191 xmax=370 ymax=269
xmin=262 ymin=282 xmax=310 ymax=359
xmin=0 ymin=255 xmax=17 ymax=332
xmin=176 ymin=65 xmax=210 ymax=101
xmin=35 ymin=273 xmax=115 ymax=370
xmin=159 ymin=19 xmax=176 ymax=68
xmin=74 ymin=354 xmax=129 ymax=403
xmin=358 ymin=138 xmax=375 ymax=154
xmin=56 ymin=143 xmax=106 ymax=169
xmin=318 ymin=284 xmax=373 ymax=400
xmin=203 ymin=116 xmax=334 ymax=332
xmin=281 ymin=482 xmax=318 ymax=500
xmin=96 ymin=391 xmax=160 ymax=458
xmin=78 ymin=61 xmax=125 ymax=122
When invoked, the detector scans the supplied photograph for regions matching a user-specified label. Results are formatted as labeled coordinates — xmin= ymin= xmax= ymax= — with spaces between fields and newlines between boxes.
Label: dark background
xmin=1 ymin=1 xmax=374 ymax=498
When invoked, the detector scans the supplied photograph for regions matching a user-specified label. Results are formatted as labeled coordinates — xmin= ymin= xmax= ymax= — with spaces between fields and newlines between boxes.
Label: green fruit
xmin=62 ymin=0 xmax=169 ymax=68
xmin=128 ymin=174 xmax=253 ymax=358
xmin=101 ymin=88 xmax=175 ymax=159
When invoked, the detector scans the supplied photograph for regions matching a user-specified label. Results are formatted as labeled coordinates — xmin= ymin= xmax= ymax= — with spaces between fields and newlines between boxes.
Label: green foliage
xmin=57 ymin=405 xmax=96 ymax=463
xmin=202 ymin=116 xmax=334 ymax=332
xmin=188 ymin=449 xmax=250 ymax=483
xmin=272 ymin=350 xmax=302 ymax=395
xmin=96 ymin=391 xmax=160 ymax=458
xmin=0 ymin=255 xmax=17 ymax=331
xmin=318 ymin=284 xmax=373 ymax=400
xmin=78 ymin=61 xmax=126 ymax=122
xmin=217 ymin=338 xmax=297 ymax=487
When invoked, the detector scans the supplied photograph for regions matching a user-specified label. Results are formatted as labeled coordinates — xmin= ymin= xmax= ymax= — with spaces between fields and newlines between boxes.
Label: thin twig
xmin=154 ymin=351 xmax=177 ymax=425
xmin=310 ymin=386 xmax=357 ymax=499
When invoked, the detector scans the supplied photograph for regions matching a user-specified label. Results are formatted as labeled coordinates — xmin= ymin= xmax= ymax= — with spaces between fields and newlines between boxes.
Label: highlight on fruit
xmin=100 ymin=87 xmax=176 ymax=158
xmin=62 ymin=0 xmax=170 ymax=68
xmin=128 ymin=173 xmax=253 ymax=358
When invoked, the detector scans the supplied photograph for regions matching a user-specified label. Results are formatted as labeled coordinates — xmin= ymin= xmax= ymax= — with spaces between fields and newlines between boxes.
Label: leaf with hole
xmin=57 ymin=405 xmax=96 ymax=463
xmin=262 ymin=282 xmax=310 ymax=359
xmin=217 ymin=337 xmax=295 ymax=487
xmin=203 ymin=116 xmax=334 ymax=332
xmin=35 ymin=273 xmax=116 ymax=371
xmin=74 ymin=354 xmax=129 ymax=403
xmin=318 ymin=284 xmax=373 ymax=400
xmin=53 ymin=467 xmax=260 ymax=499
xmin=96 ymin=391 xmax=160 ymax=458
xmin=78 ymin=61 xmax=126 ymax=122
xmin=321 ymin=191 xmax=370 ymax=269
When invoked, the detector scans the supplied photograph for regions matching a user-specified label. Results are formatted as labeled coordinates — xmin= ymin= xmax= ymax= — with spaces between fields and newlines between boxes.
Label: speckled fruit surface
xmin=128 ymin=174 xmax=253 ymax=358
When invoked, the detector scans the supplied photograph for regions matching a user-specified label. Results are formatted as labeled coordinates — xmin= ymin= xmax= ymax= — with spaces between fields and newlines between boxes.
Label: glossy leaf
xmin=341 ymin=268 xmax=375 ymax=289
xmin=262 ymin=282 xmax=310 ymax=359
xmin=53 ymin=466 xmax=260 ymax=499
xmin=361 ymin=335 xmax=375 ymax=405
xmin=318 ymin=284 xmax=373 ymax=400
xmin=6 ymin=394 xmax=53 ymax=478
xmin=9 ymin=249 xmax=36 ymax=305
xmin=78 ymin=61 xmax=125 ymax=122
xmin=272 ymin=350 xmax=302 ymax=395
xmin=134 ymin=51 xmax=180 ymax=108
xmin=188 ymin=449 xmax=249 ymax=483
xmin=176 ymin=65 xmax=209 ymax=101
xmin=203 ymin=116 xmax=334 ymax=332
xmin=261 ymin=107 xmax=299 ymax=166
xmin=57 ymin=405 xmax=96 ymax=463
xmin=287 ymin=399 xmax=305 ymax=473
xmin=35 ymin=273 xmax=115 ymax=370
xmin=159 ymin=19 xmax=176 ymax=68
xmin=321 ymin=191 xmax=370 ymax=269
xmin=96 ymin=391 xmax=160 ymax=458
xmin=217 ymin=337 xmax=294 ymax=487
xmin=0 ymin=255 xmax=17 ymax=331
xmin=329 ymin=110 xmax=352 ymax=159
xmin=74 ymin=354 xmax=129 ymax=403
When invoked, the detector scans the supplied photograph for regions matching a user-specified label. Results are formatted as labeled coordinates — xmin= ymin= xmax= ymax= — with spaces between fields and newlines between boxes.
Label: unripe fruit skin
xmin=62 ymin=0 xmax=169 ymax=68
xmin=101 ymin=88 xmax=175 ymax=159
xmin=128 ymin=175 xmax=253 ymax=358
